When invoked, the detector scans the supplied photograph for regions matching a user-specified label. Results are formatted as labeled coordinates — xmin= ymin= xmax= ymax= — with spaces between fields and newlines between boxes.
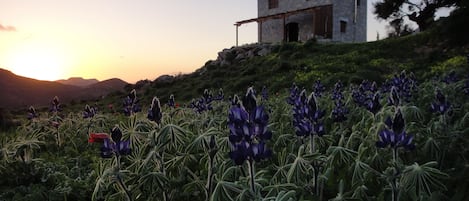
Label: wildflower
xmin=376 ymin=109 xmax=415 ymax=150
xmin=214 ymin=88 xmax=224 ymax=101
xmin=101 ymin=126 xmax=131 ymax=158
xmin=123 ymin=89 xmax=141 ymax=115
xmin=387 ymin=86 xmax=401 ymax=107
xmin=242 ymin=87 xmax=257 ymax=113
xmin=292 ymin=90 xmax=325 ymax=137
xmin=88 ymin=133 xmax=109 ymax=143
xmin=366 ymin=92 xmax=382 ymax=114
xmin=331 ymin=100 xmax=349 ymax=122
xmin=50 ymin=96 xmax=61 ymax=112
xmin=382 ymin=70 xmax=417 ymax=103
xmin=313 ymin=79 xmax=326 ymax=97
xmin=430 ymin=88 xmax=451 ymax=115
xmin=27 ymin=106 xmax=39 ymax=120
xmin=148 ymin=97 xmax=163 ymax=123
xmin=228 ymin=88 xmax=272 ymax=165
xmin=168 ymin=94 xmax=175 ymax=108
xmin=83 ymin=104 xmax=97 ymax=118
xmin=287 ymin=83 xmax=300 ymax=105
xmin=331 ymin=81 xmax=344 ymax=101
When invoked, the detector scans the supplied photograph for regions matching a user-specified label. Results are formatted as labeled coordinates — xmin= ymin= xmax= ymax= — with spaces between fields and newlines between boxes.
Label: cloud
xmin=0 ymin=23 xmax=16 ymax=32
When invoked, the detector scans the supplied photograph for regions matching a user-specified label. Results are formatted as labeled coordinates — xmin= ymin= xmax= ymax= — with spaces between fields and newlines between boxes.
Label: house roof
xmin=235 ymin=5 xmax=328 ymax=26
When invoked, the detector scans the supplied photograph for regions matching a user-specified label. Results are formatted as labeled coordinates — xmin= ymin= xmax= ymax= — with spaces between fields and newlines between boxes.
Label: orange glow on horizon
xmin=5 ymin=41 xmax=71 ymax=81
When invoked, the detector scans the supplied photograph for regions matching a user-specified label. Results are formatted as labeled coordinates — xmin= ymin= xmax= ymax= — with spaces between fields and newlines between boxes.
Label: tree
xmin=374 ymin=0 xmax=462 ymax=31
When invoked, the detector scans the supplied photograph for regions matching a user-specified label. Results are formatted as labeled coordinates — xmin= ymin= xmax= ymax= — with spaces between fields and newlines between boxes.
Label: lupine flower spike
xmin=148 ymin=97 xmax=163 ymax=124
xmin=50 ymin=96 xmax=61 ymax=112
xmin=83 ymin=104 xmax=96 ymax=118
xmin=168 ymin=94 xmax=175 ymax=108
xmin=27 ymin=106 xmax=39 ymax=120
xmin=123 ymin=89 xmax=141 ymax=115
xmin=101 ymin=126 xmax=131 ymax=158
xmin=228 ymin=87 xmax=272 ymax=165
xmin=376 ymin=109 xmax=415 ymax=150
xmin=430 ymin=88 xmax=451 ymax=115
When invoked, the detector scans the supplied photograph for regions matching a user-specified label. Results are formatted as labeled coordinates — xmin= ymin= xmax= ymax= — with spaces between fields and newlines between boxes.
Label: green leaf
xmin=401 ymin=161 xmax=449 ymax=197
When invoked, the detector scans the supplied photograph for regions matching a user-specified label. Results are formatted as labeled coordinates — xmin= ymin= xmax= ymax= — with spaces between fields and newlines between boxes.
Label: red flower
xmin=175 ymin=103 xmax=180 ymax=108
xmin=88 ymin=133 xmax=110 ymax=143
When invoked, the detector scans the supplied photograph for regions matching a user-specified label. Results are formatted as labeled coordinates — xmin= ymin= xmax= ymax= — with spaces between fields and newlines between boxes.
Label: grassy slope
xmin=132 ymin=31 xmax=467 ymax=108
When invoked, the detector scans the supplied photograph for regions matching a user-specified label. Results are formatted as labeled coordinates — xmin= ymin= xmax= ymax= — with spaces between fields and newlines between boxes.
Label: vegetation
xmin=1 ymin=12 xmax=469 ymax=201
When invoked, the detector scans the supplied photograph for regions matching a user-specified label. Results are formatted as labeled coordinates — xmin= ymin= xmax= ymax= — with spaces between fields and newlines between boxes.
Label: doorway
xmin=285 ymin=22 xmax=299 ymax=42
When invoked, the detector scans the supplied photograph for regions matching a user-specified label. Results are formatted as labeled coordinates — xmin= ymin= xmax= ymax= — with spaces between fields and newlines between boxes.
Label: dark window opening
xmin=313 ymin=5 xmax=333 ymax=39
xmin=268 ymin=0 xmax=278 ymax=9
xmin=285 ymin=22 xmax=299 ymax=42
xmin=357 ymin=0 xmax=361 ymax=6
xmin=340 ymin=21 xmax=347 ymax=33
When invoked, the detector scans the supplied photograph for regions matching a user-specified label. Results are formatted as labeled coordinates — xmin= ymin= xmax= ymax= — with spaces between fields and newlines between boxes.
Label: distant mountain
xmin=56 ymin=77 xmax=99 ymax=87
xmin=0 ymin=68 xmax=128 ymax=109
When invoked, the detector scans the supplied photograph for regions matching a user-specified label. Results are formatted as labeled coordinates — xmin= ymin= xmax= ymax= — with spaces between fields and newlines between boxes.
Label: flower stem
xmin=248 ymin=159 xmax=256 ymax=194
xmin=206 ymin=156 xmax=214 ymax=201
xmin=115 ymin=155 xmax=132 ymax=201
xmin=310 ymin=134 xmax=316 ymax=154
xmin=391 ymin=148 xmax=399 ymax=201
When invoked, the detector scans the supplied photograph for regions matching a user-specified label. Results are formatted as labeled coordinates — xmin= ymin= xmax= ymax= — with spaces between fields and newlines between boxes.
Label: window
xmin=268 ymin=0 xmax=278 ymax=9
xmin=357 ymin=0 xmax=361 ymax=6
xmin=340 ymin=20 xmax=347 ymax=33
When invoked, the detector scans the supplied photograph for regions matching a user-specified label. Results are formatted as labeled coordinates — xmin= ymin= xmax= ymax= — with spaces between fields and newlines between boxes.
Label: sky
xmin=0 ymin=0 xmax=393 ymax=83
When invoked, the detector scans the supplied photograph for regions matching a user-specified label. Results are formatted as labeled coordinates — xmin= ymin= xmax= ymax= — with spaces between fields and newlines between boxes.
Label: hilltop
xmin=125 ymin=24 xmax=468 ymax=107
xmin=0 ymin=69 xmax=128 ymax=109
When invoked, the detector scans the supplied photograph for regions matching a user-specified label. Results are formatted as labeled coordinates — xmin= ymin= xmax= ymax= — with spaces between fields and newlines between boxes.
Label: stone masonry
xmin=256 ymin=0 xmax=367 ymax=43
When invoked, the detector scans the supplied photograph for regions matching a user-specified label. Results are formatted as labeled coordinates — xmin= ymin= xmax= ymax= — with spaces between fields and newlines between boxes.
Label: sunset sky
xmin=1 ymin=0 xmax=393 ymax=83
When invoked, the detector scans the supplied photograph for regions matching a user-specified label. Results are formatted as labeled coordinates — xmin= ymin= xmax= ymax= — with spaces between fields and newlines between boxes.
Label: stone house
xmin=236 ymin=0 xmax=367 ymax=43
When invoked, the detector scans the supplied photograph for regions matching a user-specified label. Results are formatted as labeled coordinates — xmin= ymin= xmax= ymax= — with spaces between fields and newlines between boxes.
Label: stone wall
xmin=256 ymin=0 xmax=367 ymax=43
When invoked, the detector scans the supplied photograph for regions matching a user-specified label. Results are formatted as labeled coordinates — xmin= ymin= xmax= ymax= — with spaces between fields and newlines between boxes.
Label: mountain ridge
xmin=56 ymin=77 xmax=99 ymax=87
xmin=0 ymin=68 xmax=128 ymax=109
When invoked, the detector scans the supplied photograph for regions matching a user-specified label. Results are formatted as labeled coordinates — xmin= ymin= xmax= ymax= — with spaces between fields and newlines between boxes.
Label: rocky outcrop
xmin=209 ymin=43 xmax=272 ymax=66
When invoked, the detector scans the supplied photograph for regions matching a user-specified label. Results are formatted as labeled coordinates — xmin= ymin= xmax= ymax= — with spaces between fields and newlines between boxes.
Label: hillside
xmin=125 ymin=32 xmax=468 ymax=108
xmin=0 ymin=69 xmax=128 ymax=109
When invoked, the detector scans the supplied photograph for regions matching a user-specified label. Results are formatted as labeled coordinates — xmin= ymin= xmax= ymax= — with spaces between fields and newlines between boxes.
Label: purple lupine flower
xmin=49 ymin=96 xmax=61 ymax=113
xmin=287 ymin=83 xmax=300 ymax=105
xmin=230 ymin=95 xmax=241 ymax=107
xmin=203 ymin=89 xmax=213 ymax=103
xmin=27 ymin=106 xmax=39 ymax=120
xmin=292 ymin=90 xmax=325 ymax=137
xmin=430 ymin=88 xmax=451 ymax=115
xmin=83 ymin=104 xmax=97 ymax=118
xmin=148 ymin=97 xmax=163 ymax=124
xmin=331 ymin=81 xmax=344 ymax=101
xmin=101 ymin=126 xmax=131 ymax=158
xmin=366 ymin=92 xmax=382 ymax=114
xmin=243 ymin=87 xmax=257 ymax=113
xmin=387 ymin=86 xmax=401 ymax=107
xmin=168 ymin=94 xmax=175 ymax=108
xmin=190 ymin=89 xmax=214 ymax=113
xmin=331 ymin=100 xmax=349 ymax=123
xmin=214 ymin=88 xmax=224 ymax=101
xmin=313 ymin=79 xmax=326 ymax=97
xmin=123 ymin=89 xmax=141 ymax=116
xmin=228 ymin=95 xmax=272 ymax=165
xmin=376 ymin=109 xmax=415 ymax=150
xmin=382 ymin=70 xmax=417 ymax=103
